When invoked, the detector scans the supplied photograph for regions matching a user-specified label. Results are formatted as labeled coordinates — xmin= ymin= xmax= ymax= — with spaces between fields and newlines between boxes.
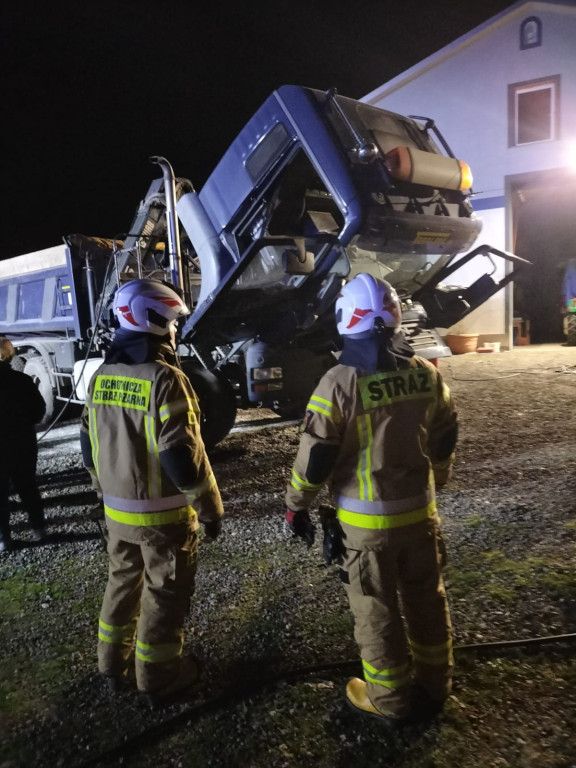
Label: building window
xmin=509 ymin=76 xmax=560 ymax=147
xmin=520 ymin=16 xmax=542 ymax=49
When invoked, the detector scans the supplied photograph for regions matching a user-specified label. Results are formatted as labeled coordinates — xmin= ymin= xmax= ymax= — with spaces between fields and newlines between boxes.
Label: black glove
xmin=203 ymin=519 xmax=221 ymax=542
xmin=285 ymin=508 xmax=315 ymax=548
xmin=322 ymin=517 xmax=345 ymax=565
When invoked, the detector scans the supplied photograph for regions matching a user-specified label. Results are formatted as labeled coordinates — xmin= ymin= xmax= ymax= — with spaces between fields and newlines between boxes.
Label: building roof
xmin=363 ymin=0 xmax=576 ymax=104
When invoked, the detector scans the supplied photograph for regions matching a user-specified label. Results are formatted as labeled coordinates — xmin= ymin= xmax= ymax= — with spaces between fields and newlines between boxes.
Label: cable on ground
xmin=77 ymin=631 xmax=576 ymax=768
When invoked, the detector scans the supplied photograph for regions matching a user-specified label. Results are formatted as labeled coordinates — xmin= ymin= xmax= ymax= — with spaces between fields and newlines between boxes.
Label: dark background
xmin=3 ymin=0 xmax=514 ymax=260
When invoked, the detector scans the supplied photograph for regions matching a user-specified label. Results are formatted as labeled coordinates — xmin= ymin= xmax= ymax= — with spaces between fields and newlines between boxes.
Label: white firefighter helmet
xmin=113 ymin=279 xmax=190 ymax=336
xmin=335 ymin=273 xmax=402 ymax=336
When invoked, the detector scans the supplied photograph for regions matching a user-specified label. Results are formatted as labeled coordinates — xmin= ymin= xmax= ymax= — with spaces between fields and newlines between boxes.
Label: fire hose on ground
xmin=78 ymin=631 xmax=576 ymax=768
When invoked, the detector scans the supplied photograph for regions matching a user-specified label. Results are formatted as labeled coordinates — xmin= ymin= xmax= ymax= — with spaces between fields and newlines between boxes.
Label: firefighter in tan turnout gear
xmin=285 ymin=273 xmax=457 ymax=727
xmin=80 ymin=279 xmax=223 ymax=708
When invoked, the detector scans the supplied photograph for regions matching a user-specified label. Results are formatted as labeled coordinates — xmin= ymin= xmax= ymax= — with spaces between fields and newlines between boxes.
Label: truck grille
xmin=402 ymin=321 xmax=446 ymax=354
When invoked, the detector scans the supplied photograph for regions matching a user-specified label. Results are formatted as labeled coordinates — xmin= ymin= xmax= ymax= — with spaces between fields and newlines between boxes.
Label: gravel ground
xmin=0 ymin=343 xmax=575 ymax=768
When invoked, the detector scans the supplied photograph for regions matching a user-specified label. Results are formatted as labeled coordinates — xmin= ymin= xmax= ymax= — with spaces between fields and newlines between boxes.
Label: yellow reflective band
xmin=409 ymin=638 xmax=453 ymax=653
xmin=307 ymin=394 xmax=334 ymax=420
xmin=99 ymin=619 xmax=134 ymax=632
xmin=362 ymin=659 xmax=411 ymax=689
xmin=98 ymin=632 xmax=117 ymax=645
xmin=135 ymin=639 xmax=182 ymax=663
xmin=144 ymin=415 xmax=161 ymax=499
xmin=290 ymin=469 xmax=323 ymax=493
xmin=338 ymin=500 xmax=436 ymax=530
xmin=159 ymin=396 xmax=200 ymax=423
xmin=358 ymin=369 xmax=433 ymax=409
xmin=88 ymin=409 xmax=100 ymax=475
xmin=409 ymin=637 xmax=453 ymax=665
xmin=98 ymin=631 xmax=134 ymax=644
xmin=92 ymin=375 xmax=151 ymax=411
xmin=104 ymin=504 xmax=195 ymax=527
xmin=98 ymin=619 xmax=135 ymax=644
xmin=356 ymin=414 xmax=373 ymax=501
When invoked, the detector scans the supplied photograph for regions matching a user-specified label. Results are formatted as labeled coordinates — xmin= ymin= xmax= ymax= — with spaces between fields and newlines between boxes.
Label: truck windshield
xmin=231 ymin=239 xmax=348 ymax=294
xmin=190 ymin=239 xmax=349 ymax=341
xmin=232 ymin=244 xmax=298 ymax=291
xmin=345 ymin=240 xmax=453 ymax=298
xmin=229 ymin=237 xmax=455 ymax=300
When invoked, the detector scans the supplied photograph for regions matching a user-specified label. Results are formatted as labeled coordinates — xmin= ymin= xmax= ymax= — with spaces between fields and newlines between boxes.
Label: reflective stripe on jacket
xmin=81 ymin=355 xmax=222 ymax=542
xmin=286 ymin=356 xmax=457 ymax=549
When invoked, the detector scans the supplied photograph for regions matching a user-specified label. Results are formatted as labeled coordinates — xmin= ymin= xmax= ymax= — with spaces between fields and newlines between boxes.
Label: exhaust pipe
xmin=176 ymin=190 xmax=234 ymax=309
xmin=149 ymin=156 xmax=183 ymax=290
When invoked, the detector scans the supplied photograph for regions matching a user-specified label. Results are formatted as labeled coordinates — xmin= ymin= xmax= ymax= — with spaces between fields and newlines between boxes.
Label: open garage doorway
xmin=509 ymin=169 xmax=576 ymax=343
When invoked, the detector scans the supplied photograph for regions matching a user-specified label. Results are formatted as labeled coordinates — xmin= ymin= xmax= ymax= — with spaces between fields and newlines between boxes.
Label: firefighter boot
xmin=31 ymin=528 xmax=47 ymax=543
xmin=409 ymin=683 xmax=445 ymax=721
xmin=100 ymin=668 xmax=129 ymax=693
xmin=345 ymin=678 xmax=407 ymax=729
xmin=142 ymin=657 xmax=201 ymax=710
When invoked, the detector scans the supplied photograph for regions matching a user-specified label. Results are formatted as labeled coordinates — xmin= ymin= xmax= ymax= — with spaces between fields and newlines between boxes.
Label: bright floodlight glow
xmin=569 ymin=141 xmax=576 ymax=170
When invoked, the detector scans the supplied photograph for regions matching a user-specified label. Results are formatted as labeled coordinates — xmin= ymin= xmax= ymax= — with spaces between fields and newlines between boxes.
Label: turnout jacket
xmin=81 ymin=340 xmax=223 ymax=543
xmin=285 ymin=354 xmax=457 ymax=550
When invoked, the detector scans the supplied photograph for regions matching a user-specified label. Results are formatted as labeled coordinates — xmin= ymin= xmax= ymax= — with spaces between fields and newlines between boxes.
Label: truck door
xmin=410 ymin=244 xmax=530 ymax=328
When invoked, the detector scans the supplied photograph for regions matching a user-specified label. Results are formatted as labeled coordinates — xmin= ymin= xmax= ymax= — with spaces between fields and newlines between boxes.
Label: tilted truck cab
xmin=0 ymin=86 xmax=528 ymax=445
xmin=174 ymin=87 xmax=526 ymax=430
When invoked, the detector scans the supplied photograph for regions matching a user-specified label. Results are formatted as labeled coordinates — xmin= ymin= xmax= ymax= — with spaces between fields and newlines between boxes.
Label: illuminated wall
xmin=364 ymin=0 xmax=576 ymax=342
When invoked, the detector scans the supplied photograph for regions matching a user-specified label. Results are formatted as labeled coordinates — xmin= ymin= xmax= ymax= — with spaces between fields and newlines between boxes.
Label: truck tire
xmin=181 ymin=363 xmax=238 ymax=450
xmin=23 ymin=356 xmax=55 ymax=423
xmin=272 ymin=398 xmax=307 ymax=420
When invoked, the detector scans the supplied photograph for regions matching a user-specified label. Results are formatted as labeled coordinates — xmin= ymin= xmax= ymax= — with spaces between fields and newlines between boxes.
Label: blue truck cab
xmin=0 ymin=86 xmax=527 ymax=444
xmin=174 ymin=87 xmax=525 ymax=426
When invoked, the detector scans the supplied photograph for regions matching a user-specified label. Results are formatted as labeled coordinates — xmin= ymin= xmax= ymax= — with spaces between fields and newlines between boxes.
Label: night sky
xmin=3 ymin=0 xmax=515 ymax=260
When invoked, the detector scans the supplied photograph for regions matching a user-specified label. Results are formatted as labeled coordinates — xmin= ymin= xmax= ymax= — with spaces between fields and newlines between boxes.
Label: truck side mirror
xmin=282 ymin=238 xmax=314 ymax=275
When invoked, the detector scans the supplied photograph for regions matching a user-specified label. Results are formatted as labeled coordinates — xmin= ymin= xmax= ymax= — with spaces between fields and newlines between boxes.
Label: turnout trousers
xmin=341 ymin=520 xmax=453 ymax=718
xmin=97 ymin=523 xmax=198 ymax=693
xmin=0 ymin=443 xmax=45 ymax=541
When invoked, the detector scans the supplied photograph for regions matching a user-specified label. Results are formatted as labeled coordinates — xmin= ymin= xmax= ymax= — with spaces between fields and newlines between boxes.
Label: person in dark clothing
xmin=0 ymin=338 xmax=47 ymax=552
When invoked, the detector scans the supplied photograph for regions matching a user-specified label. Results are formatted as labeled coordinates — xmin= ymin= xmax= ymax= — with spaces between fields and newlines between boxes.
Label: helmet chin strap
xmin=374 ymin=317 xmax=392 ymax=337
xmin=167 ymin=322 xmax=184 ymax=370
xmin=348 ymin=321 xmax=395 ymax=341
xmin=168 ymin=338 xmax=184 ymax=370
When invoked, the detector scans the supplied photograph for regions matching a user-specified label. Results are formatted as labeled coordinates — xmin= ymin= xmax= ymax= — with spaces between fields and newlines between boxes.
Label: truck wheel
xmin=181 ymin=364 xmax=238 ymax=450
xmin=23 ymin=356 xmax=55 ymax=423
xmin=566 ymin=314 xmax=576 ymax=346
xmin=272 ymin=399 xmax=307 ymax=420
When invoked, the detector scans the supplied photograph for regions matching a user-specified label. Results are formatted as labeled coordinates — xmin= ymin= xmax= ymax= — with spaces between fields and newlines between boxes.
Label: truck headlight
xmin=252 ymin=367 xmax=283 ymax=381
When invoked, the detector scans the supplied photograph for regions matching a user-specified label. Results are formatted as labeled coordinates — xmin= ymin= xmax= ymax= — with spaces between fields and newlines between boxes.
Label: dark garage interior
xmin=512 ymin=170 xmax=576 ymax=343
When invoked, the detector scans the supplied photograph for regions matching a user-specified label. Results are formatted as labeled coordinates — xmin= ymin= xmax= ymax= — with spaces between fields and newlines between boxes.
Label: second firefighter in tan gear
xmin=285 ymin=273 xmax=457 ymax=722
xmin=80 ymin=279 xmax=223 ymax=704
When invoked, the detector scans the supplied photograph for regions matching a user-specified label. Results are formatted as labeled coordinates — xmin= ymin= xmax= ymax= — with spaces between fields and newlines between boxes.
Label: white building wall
xmin=447 ymin=208 xmax=507 ymax=337
xmin=363 ymin=1 xmax=576 ymax=341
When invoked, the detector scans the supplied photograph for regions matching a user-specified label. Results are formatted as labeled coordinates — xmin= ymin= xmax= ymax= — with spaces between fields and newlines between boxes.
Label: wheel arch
xmin=179 ymin=361 xmax=238 ymax=450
